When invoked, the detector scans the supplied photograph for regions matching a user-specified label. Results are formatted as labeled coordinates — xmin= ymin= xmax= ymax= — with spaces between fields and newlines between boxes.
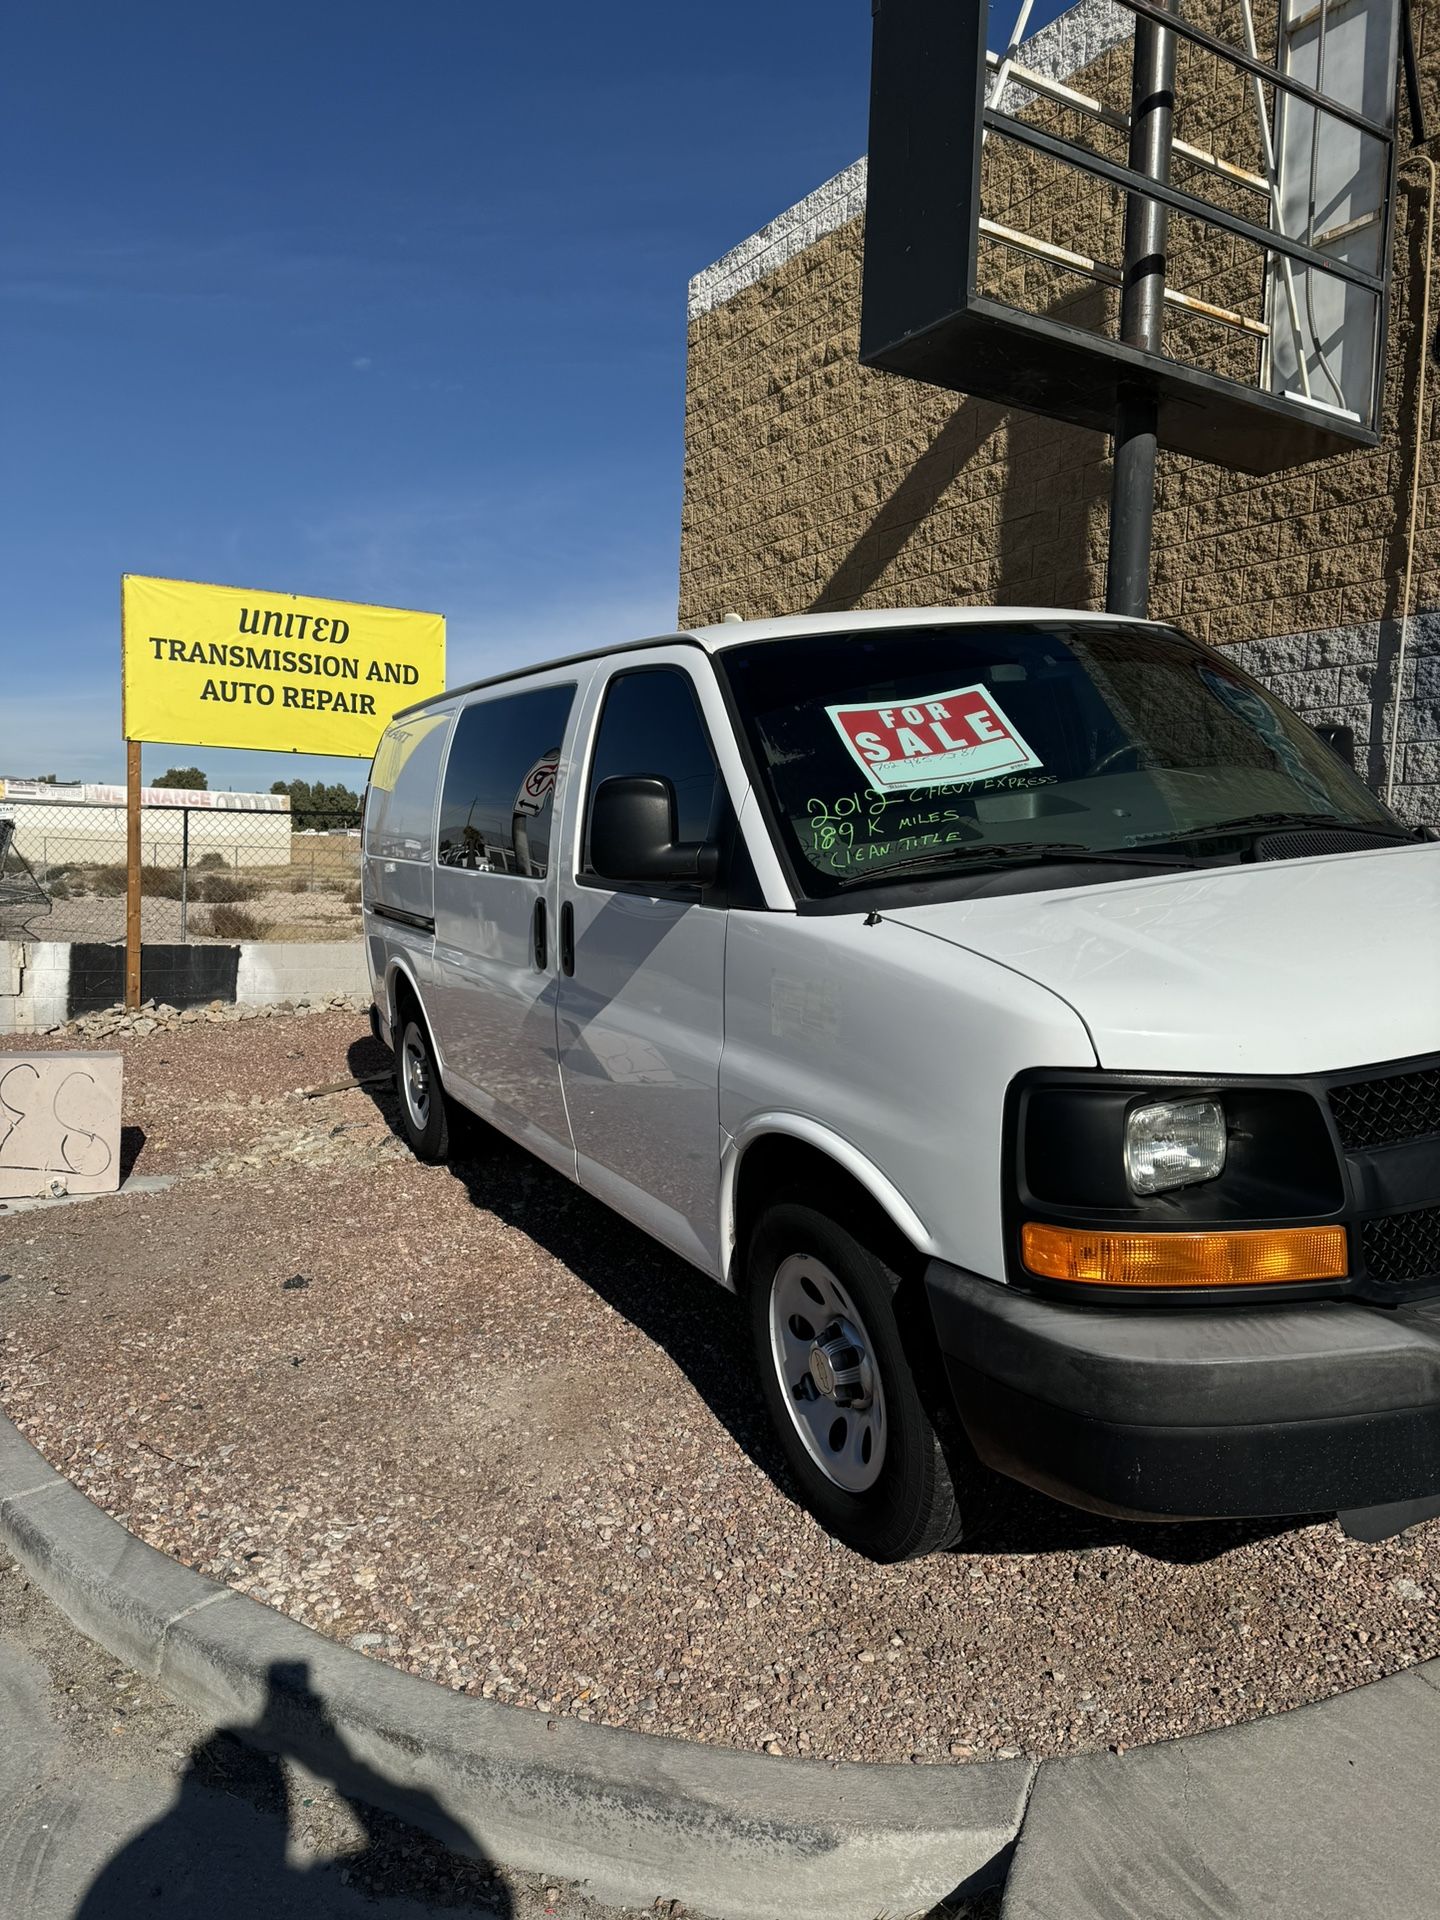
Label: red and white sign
xmin=825 ymin=684 xmax=1042 ymax=791
xmin=512 ymin=753 xmax=559 ymax=818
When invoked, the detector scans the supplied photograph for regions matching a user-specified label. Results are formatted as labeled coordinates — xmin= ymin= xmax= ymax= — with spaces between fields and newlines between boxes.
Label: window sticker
xmin=824 ymin=684 xmax=1043 ymax=791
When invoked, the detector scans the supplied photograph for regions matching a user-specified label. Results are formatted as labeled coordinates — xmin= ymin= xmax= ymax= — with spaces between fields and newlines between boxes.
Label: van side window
xmin=583 ymin=668 xmax=724 ymax=872
xmin=367 ymin=712 xmax=451 ymax=862
xmin=437 ymin=684 xmax=576 ymax=878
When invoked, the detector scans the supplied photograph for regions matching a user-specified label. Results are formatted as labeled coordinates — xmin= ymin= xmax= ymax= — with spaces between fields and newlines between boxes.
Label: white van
xmin=363 ymin=609 xmax=1440 ymax=1559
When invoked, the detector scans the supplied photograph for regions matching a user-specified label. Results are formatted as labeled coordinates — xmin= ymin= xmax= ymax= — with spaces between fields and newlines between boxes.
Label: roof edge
xmin=388 ymin=607 xmax=1163 ymax=728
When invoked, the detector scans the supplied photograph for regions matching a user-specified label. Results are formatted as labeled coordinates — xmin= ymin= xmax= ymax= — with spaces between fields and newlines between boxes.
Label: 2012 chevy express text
xmin=362 ymin=609 xmax=1440 ymax=1560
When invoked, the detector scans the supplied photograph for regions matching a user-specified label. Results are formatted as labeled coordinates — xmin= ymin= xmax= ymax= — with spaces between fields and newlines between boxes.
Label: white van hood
xmin=887 ymin=842 xmax=1440 ymax=1075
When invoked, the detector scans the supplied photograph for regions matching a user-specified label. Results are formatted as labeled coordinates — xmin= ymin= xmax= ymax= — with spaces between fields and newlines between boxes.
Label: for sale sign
xmin=825 ymin=684 xmax=1042 ymax=791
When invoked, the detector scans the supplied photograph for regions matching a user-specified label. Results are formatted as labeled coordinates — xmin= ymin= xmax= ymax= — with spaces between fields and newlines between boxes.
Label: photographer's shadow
xmin=77 ymin=1658 xmax=510 ymax=1918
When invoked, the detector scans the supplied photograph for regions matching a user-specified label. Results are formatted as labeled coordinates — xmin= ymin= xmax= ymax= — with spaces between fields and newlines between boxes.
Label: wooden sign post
xmin=125 ymin=738 xmax=141 ymax=1009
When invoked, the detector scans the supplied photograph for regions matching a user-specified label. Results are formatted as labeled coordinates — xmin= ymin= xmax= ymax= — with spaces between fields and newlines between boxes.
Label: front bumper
xmin=927 ymin=1261 xmax=1440 ymax=1521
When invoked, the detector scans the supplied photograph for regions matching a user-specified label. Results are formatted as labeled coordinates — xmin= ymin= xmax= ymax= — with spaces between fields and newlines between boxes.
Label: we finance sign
xmin=121 ymin=576 xmax=446 ymax=758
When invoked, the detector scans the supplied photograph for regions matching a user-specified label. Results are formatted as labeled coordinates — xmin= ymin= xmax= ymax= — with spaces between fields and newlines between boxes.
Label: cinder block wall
xmin=680 ymin=0 xmax=1440 ymax=819
xmin=0 ymin=939 xmax=369 ymax=1031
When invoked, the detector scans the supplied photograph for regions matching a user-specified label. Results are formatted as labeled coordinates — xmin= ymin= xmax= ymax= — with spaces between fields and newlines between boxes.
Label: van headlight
xmin=1123 ymin=1098 xmax=1227 ymax=1195
xmin=1011 ymin=1074 xmax=1347 ymax=1297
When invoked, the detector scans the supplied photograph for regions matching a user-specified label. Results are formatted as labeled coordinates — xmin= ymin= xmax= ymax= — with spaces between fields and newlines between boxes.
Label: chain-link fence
xmin=0 ymin=806 xmax=362 ymax=943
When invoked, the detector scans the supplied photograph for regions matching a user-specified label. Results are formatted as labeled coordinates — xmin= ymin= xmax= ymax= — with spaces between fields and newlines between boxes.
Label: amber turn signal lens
xmin=1020 ymin=1221 xmax=1348 ymax=1288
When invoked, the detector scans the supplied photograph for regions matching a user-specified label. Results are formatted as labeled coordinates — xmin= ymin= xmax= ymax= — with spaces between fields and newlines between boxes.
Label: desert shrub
xmin=196 ymin=873 xmax=259 ymax=904
xmin=342 ymin=882 xmax=361 ymax=907
xmin=199 ymin=903 xmax=264 ymax=940
xmin=196 ymin=851 xmax=226 ymax=871
xmin=46 ymin=878 xmax=72 ymax=899
xmin=86 ymin=863 xmax=188 ymax=898
xmin=285 ymin=872 xmax=313 ymax=894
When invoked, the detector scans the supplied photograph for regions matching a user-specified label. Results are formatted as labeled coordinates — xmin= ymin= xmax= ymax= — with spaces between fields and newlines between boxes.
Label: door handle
xmin=559 ymin=900 xmax=575 ymax=977
xmin=532 ymin=898 xmax=548 ymax=970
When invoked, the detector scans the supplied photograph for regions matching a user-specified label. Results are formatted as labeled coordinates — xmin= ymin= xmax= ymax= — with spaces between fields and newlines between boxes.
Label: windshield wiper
xmin=1132 ymin=811 xmax=1421 ymax=847
xmin=830 ymin=840 xmax=1198 ymax=890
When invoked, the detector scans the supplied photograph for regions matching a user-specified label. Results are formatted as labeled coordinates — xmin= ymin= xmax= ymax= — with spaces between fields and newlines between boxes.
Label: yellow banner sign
xmin=121 ymin=575 xmax=446 ymax=759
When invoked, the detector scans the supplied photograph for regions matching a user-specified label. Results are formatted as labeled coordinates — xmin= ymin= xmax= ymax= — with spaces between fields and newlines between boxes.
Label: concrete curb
xmin=0 ymin=1415 xmax=1032 ymax=1920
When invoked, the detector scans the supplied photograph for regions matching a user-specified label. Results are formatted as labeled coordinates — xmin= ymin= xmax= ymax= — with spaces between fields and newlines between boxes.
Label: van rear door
xmin=364 ymin=710 xmax=452 ymax=1010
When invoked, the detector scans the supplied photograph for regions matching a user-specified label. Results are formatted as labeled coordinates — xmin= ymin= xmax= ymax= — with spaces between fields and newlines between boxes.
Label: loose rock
xmin=2 ymin=1007 xmax=1438 ymax=1769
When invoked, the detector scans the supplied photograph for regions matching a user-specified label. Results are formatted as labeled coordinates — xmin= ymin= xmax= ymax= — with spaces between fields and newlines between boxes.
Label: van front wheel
xmin=748 ymin=1202 xmax=971 ymax=1562
xmin=396 ymin=1015 xmax=449 ymax=1163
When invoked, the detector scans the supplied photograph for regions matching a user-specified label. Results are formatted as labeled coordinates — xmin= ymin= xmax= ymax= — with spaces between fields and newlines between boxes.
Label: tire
xmin=395 ymin=1012 xmax=450 ymax=1163
xmin=747 ymin=1201 xmax=977 ymax=1562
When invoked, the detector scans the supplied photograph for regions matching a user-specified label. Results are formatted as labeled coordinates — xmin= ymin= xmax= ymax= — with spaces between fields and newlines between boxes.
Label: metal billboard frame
xmin=859 ymin=0 xmax=1400 ymax=477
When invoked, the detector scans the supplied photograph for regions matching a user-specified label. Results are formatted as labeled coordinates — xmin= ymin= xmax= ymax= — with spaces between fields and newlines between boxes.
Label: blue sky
xmin=1 ymin=0 xmax=1063 ymax=795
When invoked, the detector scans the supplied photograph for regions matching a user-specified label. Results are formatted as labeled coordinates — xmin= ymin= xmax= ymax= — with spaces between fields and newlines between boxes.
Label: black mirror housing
xmin=1311 ymin=721 xmax=1356 ymax=770
xmin=589 ymin=776 xmax=721 ymax=887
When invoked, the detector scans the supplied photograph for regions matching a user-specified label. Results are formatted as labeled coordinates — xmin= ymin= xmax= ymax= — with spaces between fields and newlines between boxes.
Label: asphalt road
xmin=0 ymin=1551 xmax=660 ymax=1920
xmin=0 ymin=1542 xmax=998 ymax=1920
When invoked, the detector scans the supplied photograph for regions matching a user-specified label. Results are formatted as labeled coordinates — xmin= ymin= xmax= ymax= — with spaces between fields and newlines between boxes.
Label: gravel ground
xmin=2 ymin=1011 xmax=1438 ymax=1770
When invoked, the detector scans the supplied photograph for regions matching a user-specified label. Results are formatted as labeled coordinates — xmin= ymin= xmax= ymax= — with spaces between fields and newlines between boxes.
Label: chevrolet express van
xmin=362 ymin=610 xmax=1440 ymax=1559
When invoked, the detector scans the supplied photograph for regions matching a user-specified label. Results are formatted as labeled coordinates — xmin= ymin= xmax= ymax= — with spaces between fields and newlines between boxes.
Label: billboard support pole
xmin=125 ymin=740 xmax=141 ymax=1010
xmin=1106 ymin=0 xmax=1177 ymax=619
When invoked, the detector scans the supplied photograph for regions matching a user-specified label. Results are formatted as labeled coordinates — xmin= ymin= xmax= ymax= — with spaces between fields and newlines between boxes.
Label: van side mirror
xmin=1311 ymin=722 xmax=1356 ymax=770
xmin=589 ymin=776 xmax=720 ymax=887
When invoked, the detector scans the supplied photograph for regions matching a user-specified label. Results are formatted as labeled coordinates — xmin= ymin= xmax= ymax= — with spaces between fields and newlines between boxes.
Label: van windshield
xmin=717 ymin=621 xmax=1403 ymax=898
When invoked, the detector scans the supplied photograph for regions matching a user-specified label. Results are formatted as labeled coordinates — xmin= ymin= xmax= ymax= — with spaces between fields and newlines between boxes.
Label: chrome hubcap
xmin=768 ymin=1254 xmax=887 ymax=1493
xmin=402 ymin=1032 xmax=430 ymax=1129
xmin=806 ymin=1320 xmax=874 ymax=1410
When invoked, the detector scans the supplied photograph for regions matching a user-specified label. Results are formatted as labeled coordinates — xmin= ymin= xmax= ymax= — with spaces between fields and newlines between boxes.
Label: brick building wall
xmin=680 ymin=0 xmax=1440 ymax=821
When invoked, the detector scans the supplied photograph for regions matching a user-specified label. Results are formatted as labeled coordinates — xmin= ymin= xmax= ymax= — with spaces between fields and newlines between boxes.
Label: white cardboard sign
xmin=0 ymin=1052 xmax=123 ymax=1200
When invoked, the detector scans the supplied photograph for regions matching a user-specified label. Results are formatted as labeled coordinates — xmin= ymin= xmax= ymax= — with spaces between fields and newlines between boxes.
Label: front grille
xmin=1362 ymin=1206 xmax=1440 ymax=1291
xmin=1329 ymin=1067 xmax=1440 ymax=1152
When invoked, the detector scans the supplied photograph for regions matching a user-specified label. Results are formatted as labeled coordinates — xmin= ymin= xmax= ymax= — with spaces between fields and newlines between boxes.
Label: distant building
xmin=0 ymin=778 xmax=292 ymax=869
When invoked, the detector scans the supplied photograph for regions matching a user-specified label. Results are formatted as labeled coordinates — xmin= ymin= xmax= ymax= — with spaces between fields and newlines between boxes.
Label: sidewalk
xmin=1002 ymin=1654 xmax=1440 ymax=1920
